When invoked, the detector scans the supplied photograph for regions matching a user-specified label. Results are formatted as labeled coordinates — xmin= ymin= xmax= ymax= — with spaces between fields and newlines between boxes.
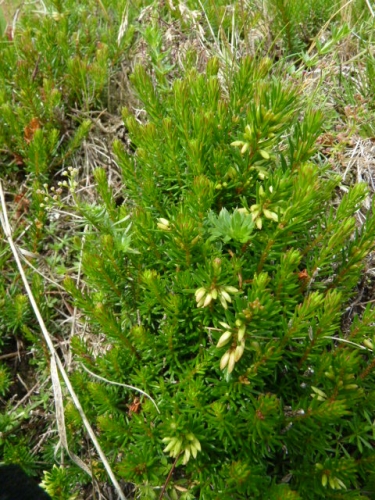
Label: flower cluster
xmin=217 ymin=320 xmax=246 ymax=373
xmin=162 ymin=433 xmax=202 ymax=465
xmin=195 ymin=285 xmax=238 ymax=309
xmin=239 ymin=185 xmax=279 ymax=230
xmin=61 ymin=166 xmax=79 ymax=192
xmin=316 ymin=463 xmax=347 ymax=491
xmin=157 ymin=217 xmax=171 ymax=231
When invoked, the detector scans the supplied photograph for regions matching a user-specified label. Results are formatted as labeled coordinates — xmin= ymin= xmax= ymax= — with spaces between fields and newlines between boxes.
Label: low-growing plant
xmin=62 ymin=55 xmax=375 ymax=498
xmin=0 ymin=0 xmax=137 ymax=486
xmin=0 ymin=0 xmax=136 ymax=180
xmin=265 ymin=0 xmax=336 ymax=55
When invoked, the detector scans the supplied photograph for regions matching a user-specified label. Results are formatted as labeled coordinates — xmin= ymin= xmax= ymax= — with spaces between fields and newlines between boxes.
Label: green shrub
xmin=0 ymin=0 xmax=135 ymax=179
xmin=1 ymin=0 xmax=375 ymax=497
xmin=266 ymin=0 xmax=341 ymax=55
xmin=0 ymin=0 xmax=137 ymax=484
xmin=64 ymin=56 xmax=375 ymax=498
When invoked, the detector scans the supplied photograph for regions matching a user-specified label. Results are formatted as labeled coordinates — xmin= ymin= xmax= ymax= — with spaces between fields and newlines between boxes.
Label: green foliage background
xmin=1 ymin=0 xmax=375 ymax=499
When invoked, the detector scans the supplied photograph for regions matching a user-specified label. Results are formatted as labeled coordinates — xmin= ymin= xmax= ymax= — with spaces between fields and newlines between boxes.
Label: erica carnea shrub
xmin=63 ymin=56 xmax=375 ymax=499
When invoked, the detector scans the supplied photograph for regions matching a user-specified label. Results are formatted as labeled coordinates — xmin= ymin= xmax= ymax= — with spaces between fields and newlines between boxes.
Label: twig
xmin=12 ymin=380 xmax=46 ymax=412
xmin=159 ymin=453 xmax=181 ymax=500
xmin=0 ymin=351 xmax=23 ymax=360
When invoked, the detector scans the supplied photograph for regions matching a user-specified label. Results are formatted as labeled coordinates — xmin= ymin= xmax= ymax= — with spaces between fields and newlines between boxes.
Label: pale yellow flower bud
xmin=220 ymin=350 xmax=231 ymax=370
xmin=219 ymin=295 xmax=228 ymax=309
xmin=263 ymin=209 xmax=278 ymax=222
xmin=237 ymin=325 xmax=246 ymax=342
xmin=220 ymin=290 xmax=232 ymax=303
xmin=195 ymin=287 xmax=206 ymax=303
xmin=182 ymin=447 xmax=191 ymax=465
xmin=217 ymin=331 xmax=232 ymax=348
xmin=157 ymin=218 xmax=171 ymax=230
xmin=241 ymin=143 xmax=249 ymax=154
xmin=203 ymin=293 xmax=213 ymax=307
xmin=363 ymin=339 xmax=373 ymax=350
xmin=234 ymin=342 xmax=245 ymax=362
xmin=227 ymin=351 xmax=236 ymax=373
xmin=219 ymin=322 xmax=231 ymax=329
